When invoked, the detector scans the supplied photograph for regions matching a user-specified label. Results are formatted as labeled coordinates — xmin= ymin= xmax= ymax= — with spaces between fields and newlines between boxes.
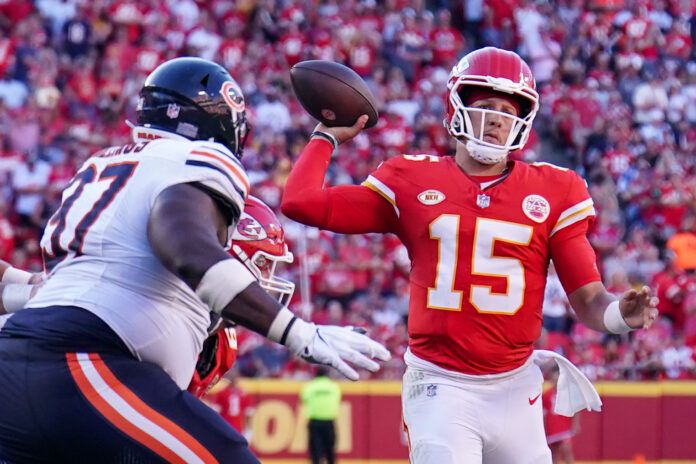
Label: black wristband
xmin=279 ymin=316 xmax=298 ymax=346
xmin=310 ymin=131 xmax=338 ymax=150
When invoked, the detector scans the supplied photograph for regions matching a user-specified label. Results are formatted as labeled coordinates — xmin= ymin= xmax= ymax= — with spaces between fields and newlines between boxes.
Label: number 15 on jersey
xmin=427 ymin=215 xmax=533 ymax=315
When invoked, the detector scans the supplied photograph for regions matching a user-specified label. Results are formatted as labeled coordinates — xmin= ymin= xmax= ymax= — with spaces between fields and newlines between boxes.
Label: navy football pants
xmin=0 ymin=306 xmax=259 ymax=464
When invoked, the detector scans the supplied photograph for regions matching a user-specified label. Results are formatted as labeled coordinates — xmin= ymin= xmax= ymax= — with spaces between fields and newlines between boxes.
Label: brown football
xmin=290 ymin=60 xmax=379 ymax=128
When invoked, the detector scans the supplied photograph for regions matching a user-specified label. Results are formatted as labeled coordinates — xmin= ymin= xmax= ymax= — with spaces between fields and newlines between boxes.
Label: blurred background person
xmin=301 ymin=366 xmax=341 ymax=464
xmin=204 ymin=369 xmax=256 ymax=442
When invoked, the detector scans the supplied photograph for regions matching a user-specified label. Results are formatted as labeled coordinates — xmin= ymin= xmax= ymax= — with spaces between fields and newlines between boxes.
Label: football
xmin=290 ymin=60 xmax=379 ymax=128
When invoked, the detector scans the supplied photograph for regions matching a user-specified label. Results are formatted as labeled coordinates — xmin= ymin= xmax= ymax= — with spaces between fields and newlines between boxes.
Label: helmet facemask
xmin=232 ymin=244 xmax=295 ymax=308
xmin=446 ymin=82 xmax=537 ymax=164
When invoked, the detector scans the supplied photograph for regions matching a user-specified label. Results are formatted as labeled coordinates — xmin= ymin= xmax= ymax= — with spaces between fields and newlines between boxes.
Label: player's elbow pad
xmin=195 ymin=259 xmax=256 ymax=314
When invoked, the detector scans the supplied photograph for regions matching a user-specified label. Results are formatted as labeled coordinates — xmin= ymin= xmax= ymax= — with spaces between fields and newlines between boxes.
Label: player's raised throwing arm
xmin=149 ymin=183 xmax=390 ymax=380
xmin=281 ymin=117 xmax=397 ymax=234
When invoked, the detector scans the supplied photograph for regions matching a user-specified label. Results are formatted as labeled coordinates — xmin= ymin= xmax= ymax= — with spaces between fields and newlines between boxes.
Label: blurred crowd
xmin=0 ymin=0 xmax=695 ymax=381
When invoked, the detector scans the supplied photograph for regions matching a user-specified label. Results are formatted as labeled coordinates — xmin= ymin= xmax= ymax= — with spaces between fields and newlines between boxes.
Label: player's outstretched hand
xmin=620 ymin=285 xmax=659 ymax=330
xmin=286 ymin=321 xmax=391 ymax=380
xmin=315 ymin=114 xmax=369 ymax=145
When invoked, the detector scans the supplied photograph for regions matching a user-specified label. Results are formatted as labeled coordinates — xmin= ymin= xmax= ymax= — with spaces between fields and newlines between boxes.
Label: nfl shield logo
xmin=476 ymin=194 xmax=490 ymax=209
xmin=426 ymin=384 xmax=438 ymax=397
xmin=166 ymin=103 xmax=180 ymax=119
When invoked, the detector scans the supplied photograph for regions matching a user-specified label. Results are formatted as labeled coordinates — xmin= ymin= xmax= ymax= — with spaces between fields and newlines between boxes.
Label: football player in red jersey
xmin=281 ymin=47 xmax=659 ymax=463
xmin=188 ymin=195 xmax=295 ymax=398
xmin=204 ymin=370 xmax=255 ymax=441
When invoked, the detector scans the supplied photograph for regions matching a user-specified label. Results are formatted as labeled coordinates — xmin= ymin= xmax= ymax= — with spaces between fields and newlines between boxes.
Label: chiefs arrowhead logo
xmin=522 ymin=195 xmax=550 ymax=223
xmin=418 ymin=190 xmax=446 ymax=206
xmin=233 ymin=213 xmax=267 ymax=241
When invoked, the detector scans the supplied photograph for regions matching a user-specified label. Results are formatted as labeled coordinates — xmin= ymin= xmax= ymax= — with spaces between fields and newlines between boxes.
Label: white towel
xmin=532 ymin=349 xmax=602 ymax=417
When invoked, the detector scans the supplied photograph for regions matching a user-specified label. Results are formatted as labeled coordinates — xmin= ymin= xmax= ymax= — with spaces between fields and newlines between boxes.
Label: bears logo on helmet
xmin=220 ymin=81 xmax=245 ymax=113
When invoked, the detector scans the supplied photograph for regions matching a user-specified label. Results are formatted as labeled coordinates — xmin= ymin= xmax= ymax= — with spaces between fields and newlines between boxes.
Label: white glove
xmin=267 ymin=308 xmax=390 ymax=380
xmin=291 ymin=321 xmax=391 ymax=380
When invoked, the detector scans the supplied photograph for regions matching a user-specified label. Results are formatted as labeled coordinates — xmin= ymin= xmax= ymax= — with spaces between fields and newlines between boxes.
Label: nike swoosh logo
xmin=528 ymin=393 xmax=541 ymax=405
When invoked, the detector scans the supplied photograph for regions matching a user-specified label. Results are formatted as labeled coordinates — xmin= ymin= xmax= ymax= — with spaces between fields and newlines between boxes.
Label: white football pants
xmin=401 ymin=352 xmax=551 ymax=464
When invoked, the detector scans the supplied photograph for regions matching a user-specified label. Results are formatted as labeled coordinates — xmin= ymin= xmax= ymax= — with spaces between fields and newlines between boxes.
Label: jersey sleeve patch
xmin=550 ymin=198 xmax=595 ymax=236
xmin=187 ymin=149 xmax=250 ymax=199
xmin=361 ymin=175 xmax=400 ymax=218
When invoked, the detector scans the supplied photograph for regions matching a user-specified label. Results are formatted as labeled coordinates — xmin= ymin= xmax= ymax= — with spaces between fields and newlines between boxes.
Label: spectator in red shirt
xmin=204 ymin=371 xmax=256 ymax=440
xmin=0 ymin=200 xmax=15 ymax=262
xmin=429 ymin=9 xmax=463 ymax=68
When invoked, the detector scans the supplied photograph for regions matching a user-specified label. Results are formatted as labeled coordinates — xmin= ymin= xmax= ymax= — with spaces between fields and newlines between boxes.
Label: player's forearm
xmin=281 ymin=138 xmax=334 ymax=226
xmin=150 ymin=185 xmax=292 ymax=340
xmin=220 ymin=282 xmax=283 ymax=335
xmin=568 ymin=281 xmax=616 ymax=332
xmin=0 ymin=262 xmax=37 ymax=314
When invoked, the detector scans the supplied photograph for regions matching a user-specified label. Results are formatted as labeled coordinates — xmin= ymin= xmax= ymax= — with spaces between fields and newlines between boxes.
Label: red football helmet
xmin=229 ymin=196 xmax=295 ymax=307
xmin=188 ymin=326 xmax=237 ymax=398
xmin=444 ymin=47 xmax=540 ymax=163
xmin=189 ymin=196 xmax=293 ymax=398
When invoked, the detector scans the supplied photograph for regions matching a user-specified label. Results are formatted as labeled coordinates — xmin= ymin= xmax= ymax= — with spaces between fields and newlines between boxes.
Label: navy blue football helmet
xmin=136 ymin=57 xmax=249 ymax=159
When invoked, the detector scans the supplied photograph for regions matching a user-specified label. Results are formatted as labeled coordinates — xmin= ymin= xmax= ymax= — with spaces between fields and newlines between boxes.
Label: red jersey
xmin=281 ymin=140 xmax=601 ymax=375
xmin=206 ymin=384 xmax=254 ymax=432
xmin=430 ymin=26 xmax=463 ymax=66
xmin=364 ymin=155 xmax=598 ymax=373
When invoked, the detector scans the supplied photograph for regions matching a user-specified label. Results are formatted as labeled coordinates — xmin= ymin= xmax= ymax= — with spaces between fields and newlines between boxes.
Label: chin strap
xmin=465 ymin=140 xmax=509 ymax=165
